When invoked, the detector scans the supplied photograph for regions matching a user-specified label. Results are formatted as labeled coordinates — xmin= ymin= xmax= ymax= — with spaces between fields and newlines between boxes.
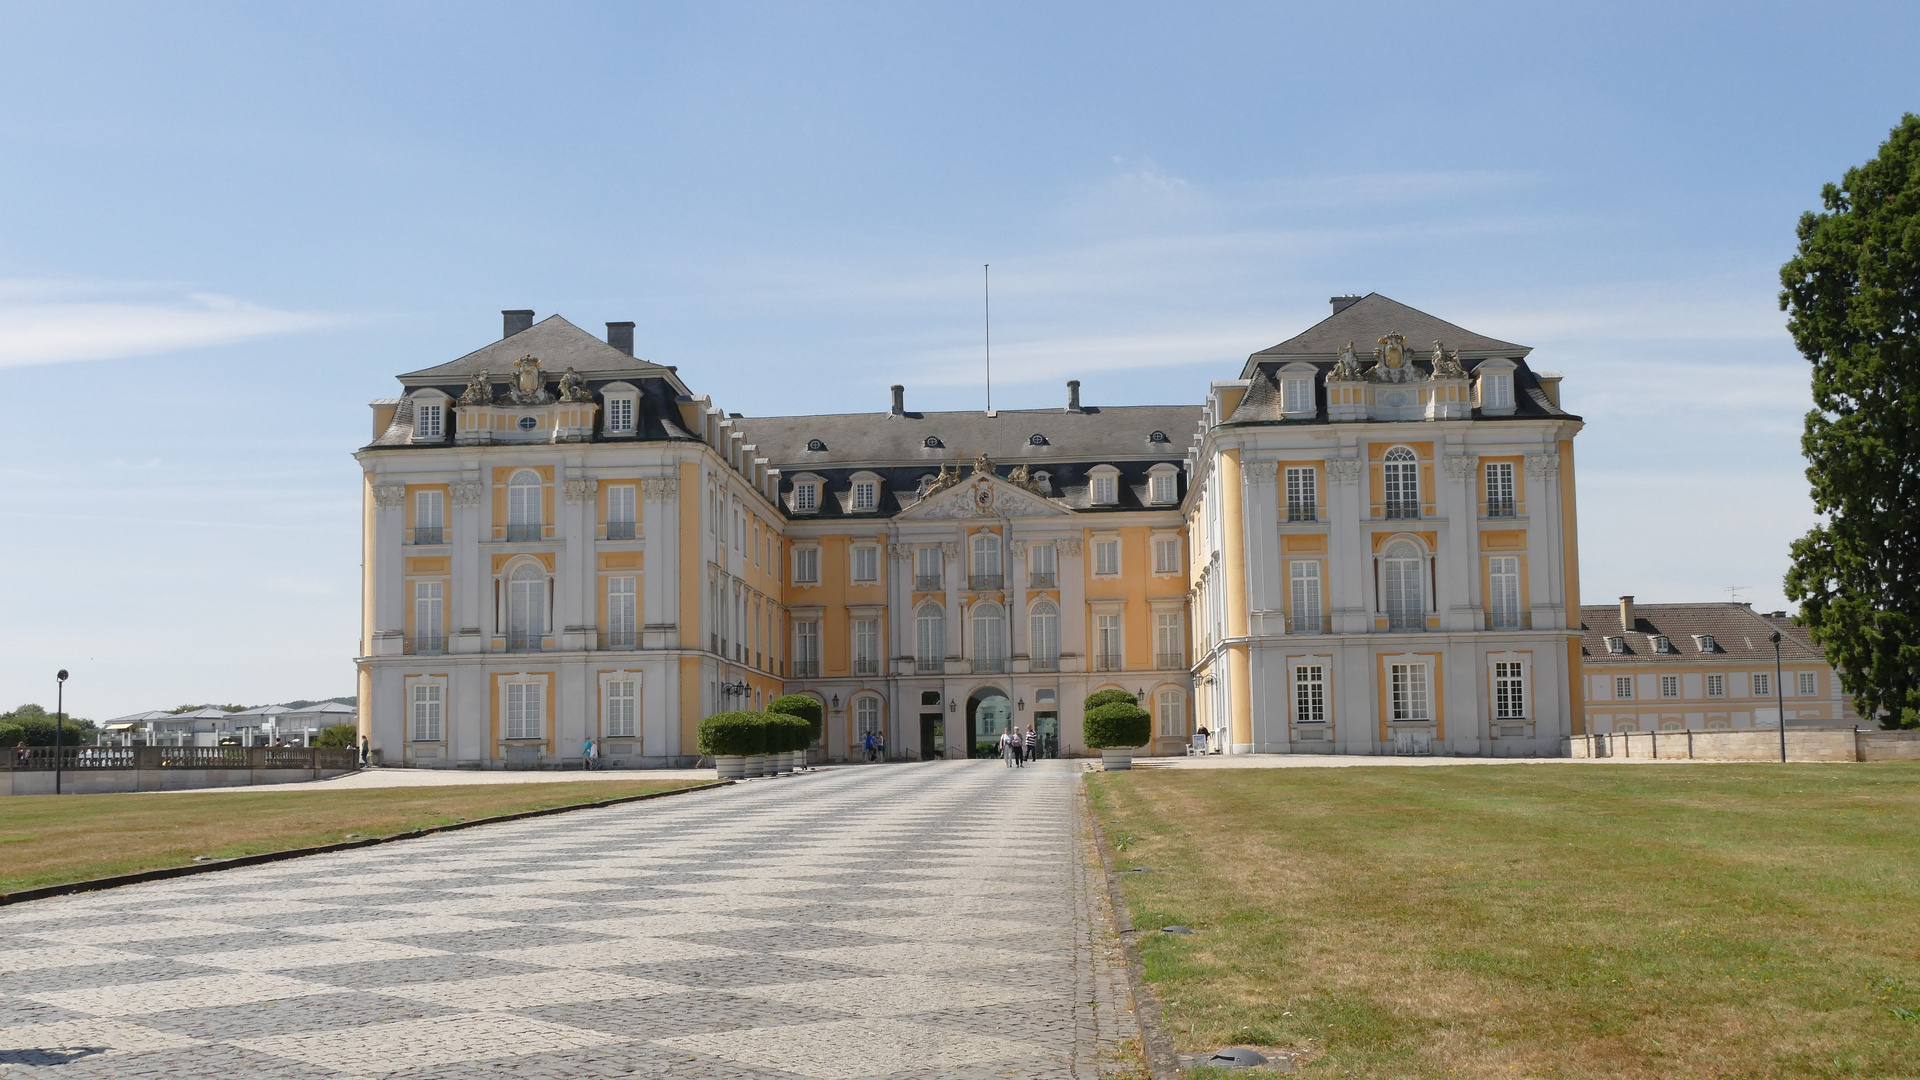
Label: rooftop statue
xmin=458 ymin=370 xmax=494 ymax=405
xmin=925 ymin=460 xmax=963 ymax=495
xmin=1329 ymin=341 xmax=1366 ymax=381
xmin=508 ymin=354 xmax=555 ymax=406
xmin=970 ymin=452 xmax=994 ymax=477
xmin=557 ymin=366 xmax=594 ymax=403
xmin=1429 ymin=341 xmax=1467 ymax=379
xmin=1369 ymin=331 xmax=1414 ymax=383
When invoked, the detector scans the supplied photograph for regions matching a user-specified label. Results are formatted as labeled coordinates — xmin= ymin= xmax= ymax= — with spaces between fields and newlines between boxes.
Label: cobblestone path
xmin=0 ymin=760 xmax=1139 ymax=1078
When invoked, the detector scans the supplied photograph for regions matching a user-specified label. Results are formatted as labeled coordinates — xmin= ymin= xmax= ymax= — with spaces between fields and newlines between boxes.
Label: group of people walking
xmin=997 ymin=725 xmax=1040 ymax=767
xmin=860 ymin=729 xmax=887 ymax=762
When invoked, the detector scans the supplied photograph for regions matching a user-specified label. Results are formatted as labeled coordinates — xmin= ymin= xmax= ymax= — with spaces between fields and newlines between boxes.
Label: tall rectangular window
xmin=605 ymin=679 xmax=636 ymax=738
xmin=1094 ymin=539 xmax=1120 ymax=576
xmin=853 ymin=619 xmax=879 ymax=676
xmin=1153 ymin=537 xmax=1181 ymax=574
xmin=607 ymin=576 xmax=636 ymax=647
xmin=971 ymin=535 xmax=1001 ymax=580
xmin=793 ymin=483 xmax=817 ymax=513
xmin=1283 ymin=376 xmax=1313 ymax=413
xmin=1753 ymin=673 xmax=1771 ymax=697
xmin=915 ymin=546 xmax=944 ymax=590
xmin=1485 ymin=462 xmax=1516 ymax=518
xmin=1289 ymin=561 xmax=1322 ymax=632
xmin=1029 ymin=544 xmax=1056 ymax=586
xmin=853 ymin=480 xmax=878 ymax=511
xmin=1661 ymin=675 xmax=1679 ymax=699
xmin=1294 ymin=665 xmax=1325 ymax=723
xmin=1798 ymin=672 xmax=1817 ymax=696
xmin=1706 ymin=674 xmax=1725 ymax=697
xmin=1615 ymin=675 xmax=1635 ymax=700
xmin=606 ymin=396 xmax=634 ymax=433
xmin=1093 ymin=474 xmax=1118 ymax=504
xmin=794 ymin=548 xmax=819 ymax=584
xmin=854 ymin=696 xmax=881 ymax=737
xmin=1383 ymin=449 xmax=1420 ymax=519
xmin=1494 ymin=661 xmax=1525 ymax=719
xmin=415 ymin=403 xmax=443 ymax=439
xmin=852 ymin=546 xmax=879 ymax=583
xmin=1286 ymin=467 xmax=1317 ymax=522
xmin=414 ymin=491 xmax=444 ymax=544
xmin=606 ymin=484 xmax=636 ymax=539
xmin=1489 ymin=556 xmax=1521 ymax=629
xmin=410 ymin=684 xmax=442 ymax=742
xmin=1155 ymin=612 xmax=1183 ymax=669
xmin=413 ymin=581 xmax=443 ymax=652
xmin=505 ymin=681 xmax=544 ymax=740
xmin=1096 ymin=614 xmax=1123 ymax=670
xmin=1482 ymin=372 xmax=1513 ymax=408
xmin=1390 ymin=663 xmax=1430 ymax=721
xmin=1158 ymin=689 xmax=1186 ymax=737
xmin=795 ymin=621 xmax=820 ymax=677
xmin=1149 ymin=472 xmax=1176 ymax=504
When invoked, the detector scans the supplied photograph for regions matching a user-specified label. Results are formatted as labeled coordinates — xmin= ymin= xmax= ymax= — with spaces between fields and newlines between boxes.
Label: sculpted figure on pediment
xmin=1429 ymin=341 xmax=1467 ymax=380
xmin=1329 ymin=341 xmax=1365 ymax=381
xmin=970 ymin=452 xmax=994 ymax=478
xmin=508 ymin=355 xmax=555 ymax=405
xmin=557 ymin=366 xmax=593 ymax=403
xmin=1369 ymin=331 xmax=1414 ymax=384
xmin=459 ymin=371 xmax=495 ymax=405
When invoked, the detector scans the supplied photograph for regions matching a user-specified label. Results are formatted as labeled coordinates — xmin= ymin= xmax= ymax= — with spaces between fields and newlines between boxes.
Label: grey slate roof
xmin=1242 ymin=293 xmax=1529 ymax=375
xmin=398 ymin=316 xmax=671 ymax=384
xmin=1577 ymin=604 xmax=1822 ymax=664
xmin=732 ymin=404 xmax=1202 ymax=471
xmin=1222 ymin=357 xmax=1577 ymax=426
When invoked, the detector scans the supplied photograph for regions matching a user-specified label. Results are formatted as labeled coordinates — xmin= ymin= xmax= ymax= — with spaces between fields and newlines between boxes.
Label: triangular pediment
xmin=897 ymin=472 xmax=1072 ymax=519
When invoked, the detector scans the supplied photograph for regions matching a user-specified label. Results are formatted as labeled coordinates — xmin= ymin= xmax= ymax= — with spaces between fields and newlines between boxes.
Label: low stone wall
xmin=1568 ymin=727 xmax=1920 ymax=763
xmin=3 ymin=746 xmax=359 ymax=796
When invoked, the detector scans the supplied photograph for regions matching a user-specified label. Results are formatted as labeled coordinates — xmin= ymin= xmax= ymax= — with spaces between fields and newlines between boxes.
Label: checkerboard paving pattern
xmin=0 ymin=761 xmax=1139 ymax=1078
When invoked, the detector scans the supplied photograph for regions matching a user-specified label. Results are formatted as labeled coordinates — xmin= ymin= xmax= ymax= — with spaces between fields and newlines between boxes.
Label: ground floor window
xmin=1157 ymin=689 xmax=1186 ymax=737
xmin=1390 ymin=663 xmax=1430 ymax=721
xmin=606 ymin=679 xmax=637 ymax=738
xmin=854 ymin=696 xmax=882 ymax=737
xmin=506 ymin=681 xmax=544 ymax=740
xmin=1294 ymin=665 xmax=1325 ymax=723
xmin=1494 ymin=661 xmax=1525 ymax=719
xmin=410 ymin=683 xmax=442 ymax=742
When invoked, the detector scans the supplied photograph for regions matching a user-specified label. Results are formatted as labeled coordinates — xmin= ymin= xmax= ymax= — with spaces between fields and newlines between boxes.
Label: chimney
xmin=502 ymin=309 xmax=534 ymax=338
xmin=1618 ymin=595 xmax=1635 ymax=632
xmin=1330 ymin=294 xmax=1363 ymax=315
xmin=606 ymin=321 xmax=635 ymax=356
xmin=1066 ymin=379 xmax=1084 ymax=413
xmin=889 ymin=384 xmax=905 ymax=417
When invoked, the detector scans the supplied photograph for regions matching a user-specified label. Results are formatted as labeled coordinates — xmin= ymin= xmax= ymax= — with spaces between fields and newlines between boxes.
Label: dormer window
xmin=1149 ymin=430 xmax=1169 ymax=443
xmin=1090 ymin=465 xmax=1120 ymax=505
xmin=1605 ymin=636 xmax=1627 ymax=655
xmin=1476 ymin=359 xmax=1518 ymax=415
xmin=924 ymin=436 xmax=943 ymax=448
xmin=851 ymin=475 xmax=879 ymax=512
xmin=1277 ymin=362 xmax=1318 ymax=418
xmin=1651 ymin=635 xmax=1674 ymax=654
xmin=1029 ymin=433 xmax=1048 ymax=446
xmin=408 ymin=390 xmax=451 ymax=443
xmin=793 ymin=482 xmax=819 ymax=513
xmin=806 ymin=438 xmax=826 ymax=452
xmin=1284 ymin=376 xmax=1313 ymax=413
xmin=1694 ymin=634 xmax=1718 ymax=653
xmin=1147 ymin=464 xmax=1179 ymax=505
xmin=600 ymin=381 xmax=639 ymax=438
xmin=1032 ymin=470 xmax=1052 ymax=495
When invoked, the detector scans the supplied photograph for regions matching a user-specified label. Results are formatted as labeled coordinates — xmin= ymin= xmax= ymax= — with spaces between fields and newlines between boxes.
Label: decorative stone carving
xmin=940 ymin=541 xmax=962 ymax=558
xmin=563 ymin=478 xmax=598 ymax=503
xmin=458 ymin=371 xmax=494 ymax=405
xmin=1443 ymin=455 xmax=1476 ymax=481
xmin=1006 ymin=463 xmax=1041 ymax=491
xmin=449 ymin=480 xmax=484 ymax=507
xmin=1429 ymin=342 xmax=1467 ymax=380
xmin=507 ymin=355 xmax=555 ymax=406
xmin=1325 ymin=458 xmax=1363 ymax=485
xmin=1008 ymin=539 xmax=1029 ymax=556
xmin=969 ymin=452 xmax=993 ymax=478
xmin=1058 ymin=537 xmax=1084 ymax=557
xmin=1368 ymin=331 xmax=1415 ymax=384
xmin=1525 ymin=452 xmax=1561 ymax=478
xmin=640 ymin=477 xmax=679 ymax=501
xmin=925 ymin=460 xmax=963 ymax=495
xmin=1329 ymin=341 xmax=1365 ymax=381
xmin=1242 ymin=460 xmax=1279 ymax=483
xmin=887 ymin=543 xmax=911 ymax=561
xmin=557 ymin=366 xmax=593 ymax=403
xmin=372 ymin=484 xmax=407 ymax=509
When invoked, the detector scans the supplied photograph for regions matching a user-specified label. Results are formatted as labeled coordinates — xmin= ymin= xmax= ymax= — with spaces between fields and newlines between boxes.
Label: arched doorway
xmin=967 ymin=687 xmax=1012 ymax=758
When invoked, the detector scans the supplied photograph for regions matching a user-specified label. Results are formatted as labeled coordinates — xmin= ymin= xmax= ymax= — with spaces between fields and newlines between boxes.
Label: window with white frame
xmin=413 ymin=581 xmax=443 ymax=650
xmin=607 ymin=576 xmax=636 ymax=646
xmin=793 ymin=482 xmax=818 ymax=513
xmin=605 ymin=678 xmax=637 ymax=738
xmin=852 ymin=478 xmax=878 ymax=512
xmin=1029 ymin=601 xmax=1059 ymax=668
xmin=1494 ymin=661 xmax=1526 ymax=719
xmin=1383 ymin=447 xmax=1419 ymax=518
xmin=506 ymin=563 xmax=547 ymax=646
xmin=971 ymin=533 xmax=1002 ymax=582
xmin=1706 ymin=674 xmax=1725 ymax=697
xmin=794 ymin=620 xmax=821 ymax=675
xmin=415 ymin=490 xmax=444 ymax=544
xmin=505 ymin=680 xmax=544 ymax=740
xmin=1283 ymin=374 xmax=1314 ymax=414
xmin=1485 ymin=462 xmax=1516 ymax=517
xmin=852 ymin=545 xmax=879 ymax=583
xmin=414 ymin=400 xmax=444 ymax=440
xmin=1155 ymin=612 xmax=1183 ymax=668
xmin=1489 ymin=556 xmax=1521 ymax=629
xmin=1094 ymin=538 xmax=1121 ymax=576
xmin=1381 ymin=540 xmax=1425 ymax=630
xmin=1029 ymin=543 xmax=1056 ymax=585
xmin=972 ymin=602 xmax=1006 ymax=666
xmin=507 ymin=470 xmax=542 ymax=539
xmin=854 ymin=696 xmax=881 ymax=737
xmin=1095 ymin=614 xmax=1123 ymax=670
xmin=1286 ymin=466 xmax=1317 ymax=521
xmin=1294 ymin=665 xmax=1325 ymax=723
xmin=1753 ymin=673 xmax=1771 ymax=697
xmin=1661 ymin=674 xmax=1679 ymax=698
xmin=1288 ymin=561 xmax=1321 ymax=632
xmin=1153 ymin=536 xmax=1181 ymax=574
xmin=410 ymin=683 xmax=442 ymax=742
xmin=1148 ymin=469 xmax=1177 ymax=505
xmin=1798 ymin=672 xmax=1817 ymax=696
xmin=1158 ymin=689 xmax=1186 ymax=737
xmin=1480 ymin=370 xmax=1513 ymax=409
xmin=793 ymin=547 xmax=820 ymax=584
xmin=853 ymin=618 xmax=879 ymax=675
xmin=1091 ymin=467 xmax=1119 ymax=505
xmin=1390 ymin=662 xmax=1431 ymax=721
xmin=1615 ymin=675 xmax=1635 ymax=700
xmin=1606 ymin=636 xmax=1627 ymax=654
xmin=607 ymin=484 xmax=636 ymax=539
xmin=916 ymin=604 xmax=945 ymax=670
xmin=605 ymin=394 xmax=635 ymax=434
xmin=751 ymin=520 xmax=761 ymax=566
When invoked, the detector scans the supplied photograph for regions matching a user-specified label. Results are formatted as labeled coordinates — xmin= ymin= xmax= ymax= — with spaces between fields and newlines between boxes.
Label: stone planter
xmin=744 ymin=753 xmax=768 ymax=778
xmin=715 ymin=755 xmax=746 ymax=780
xmin=775 ymin=751 xmax=794 ymax=775
xmin=1100 ymin=747 xmax=1134 ymax=771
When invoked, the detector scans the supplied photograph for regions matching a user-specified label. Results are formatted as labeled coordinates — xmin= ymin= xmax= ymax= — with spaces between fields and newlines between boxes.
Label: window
xmin=605 ymin=679 xmax=636 ymax=738
xmin=854 ymin=696 xmax=881 ymax=737
xmin=1029 ymin=601 xmax=1059 ymax=670
xmin=1494 ymin=661 xmax=1525 ymax=719
xmin=607 ymin=484 xmax=636 ymax=540
xmin=1283 ymin=375 xmax=1314 ymax=414
xmin=794 ymin=547 xmax=820 ymax=584
xmin=1155 ymin=612 xmax=1183 ymax=668
xmin=1753 ymin=673 xmax=1771 ymax=697
xmin=1290 ymin=561 xmax=1322 ymax=633
xmin=751 ymin=521 xmax=761 ymax=566
xmin=1095 ymin=614 xmax=1123 ymax=671
xmin=1615 ymin=676 xmax=1634 ymax=700
xmin=1150 ymin=430 xmax=1169 ymax=443
xmin=504 ymin=681 xmax=544 ymax=740
xmin=1390 ymin=663 xmax=1431 ymax=721
xmin=971 ymin=534 xmax=1002 ymax=585
xmin=410 ymin=683 xmax=442 ymax=742
xmin=414 ymin=581 xmax=443 ymax=652
xmin=1153 ymin=536 xmax=1181 ymax=574
xmin=1383 ymin=447 xmax=1419 ymax=519
xmin=916 ymin=604 xmax=946 ymax=672
xmin=853 ymin=618 xmax=879 ymax=676
xmin=915 ymin=546 xmax=944 ymax=591
xmin=1294 ymin=665 xmax=1325 ymax=723
xmin=1149 ymin=472 xmax=1177 ymax=504
xmin=1286 ymin=467 xmax=1317 ymax=521
xmin=1661 ymin=675 xmax=1679 ymax=699
xmin=1485 ymin=462 xmax=1515 ymax=517
xmin=507 ymin=563 xmax=547 ymax=650
xmin=852 ymin=545 xmax=879 ymax=583
xmin=1481 ymin=372 xmax=1513 ymax=409
xmin=1651 ymin=635 xmax=1673 ymax=654
xmin=1029 ymin=543 xmax=1056 ymax=587
xmin=924 ymin=435 xmax=942 ymax=448
xmin=793 ymin=483 xmax=818 ymax=513
xmin=853 ymin=480 xmax=878 ymax=512
xmin=806 ymin=438 xmax=826 ymax=452
xmin=1029 ymin=433 xmax=1048 ymax=446
xmin=1381 ymin=540 xmax=1424 ymax=630
xmin=1158 ymin=689 xmax=1186 ymax=738
xmin=1798 ymin=672 xmax=1817 ymax=696
xmin=414 ymin=490 xmax=444 ymax=545
xmin=1489 ymin=556 xmax=1521 ymax=630
xmin=1092 ymin=471 xmax=1118 ymax=504
xmin=605 ymin=395 xmax=635 ymax=434
xmin=1094 ymin=538 xmax=1121 ymax=576
xmin=607 ymin=576 xmax=636 ymax=648
xmin=1696 ymin=634 xmax=1718 ymax=653
xmin=972 ymin=602 xmax=1006 ymax=670
xmin=794 ymin=621 xmax=820 ymax=677
xmin=415 ymin=401 xmax=444 ymax=440
xmin=507 ymin=469 xmax=542 ymax=541
xmin=1706 ymin=674 xmax=1725 ymax=697
xmin=1606 ymin=636 xmax=1626 ymax=655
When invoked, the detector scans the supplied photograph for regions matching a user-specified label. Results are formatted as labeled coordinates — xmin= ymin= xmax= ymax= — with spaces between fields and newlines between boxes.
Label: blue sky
xmin=3 ymin=2 xmax=1914 ymax=717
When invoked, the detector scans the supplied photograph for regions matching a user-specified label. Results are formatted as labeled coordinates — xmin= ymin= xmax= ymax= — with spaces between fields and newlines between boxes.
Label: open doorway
xmin=967 ymin=688 xmax=1012 ymax=758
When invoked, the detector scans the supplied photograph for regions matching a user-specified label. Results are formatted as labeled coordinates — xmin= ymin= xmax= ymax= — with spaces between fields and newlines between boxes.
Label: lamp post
xmin=55 ymin=669 xmax=68 ymax=795
xmin=1769 ymin=630 xmax=1786 ymax=763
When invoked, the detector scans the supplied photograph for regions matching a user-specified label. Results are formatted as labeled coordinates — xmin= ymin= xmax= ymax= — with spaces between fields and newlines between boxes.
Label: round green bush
xmin=697 ymin=711 xmax=768 ymax=757
xmin=315 ymin=723 xmax=359 ymax=749
xmin=766 ymin=694 xmax=823 ymax=742
xmin=769 ymin=712 xmax=811 ymax=754
xmin=1083 ymin=688 xmax=1137 ymax=712
xmin=1084 ymin=702 xmax=1151 ymax=749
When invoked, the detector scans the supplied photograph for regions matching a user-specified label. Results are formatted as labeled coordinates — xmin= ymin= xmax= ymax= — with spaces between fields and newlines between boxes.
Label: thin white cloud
xmin=0 ymin=281 xmax=332 ymax=367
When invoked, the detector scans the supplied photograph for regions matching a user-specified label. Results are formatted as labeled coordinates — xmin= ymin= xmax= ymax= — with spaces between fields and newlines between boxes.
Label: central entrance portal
xmin=967 ymin=688 xmax=1013 ymax=758
xmin=919 ymin=714 xmax=945 ymax=760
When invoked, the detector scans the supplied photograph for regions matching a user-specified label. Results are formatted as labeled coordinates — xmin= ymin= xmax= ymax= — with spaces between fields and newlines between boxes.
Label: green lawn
xmin=0 ymin=778 xmax=708 ymax=895
xmin=1087 ymin=763 xmax=1920 ymax=1080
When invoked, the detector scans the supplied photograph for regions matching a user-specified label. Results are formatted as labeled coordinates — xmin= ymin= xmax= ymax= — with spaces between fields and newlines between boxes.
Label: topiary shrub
xmin=768 ymin=712 xmax=811 ymax=754
xmin=766 ymin=694 xmax=823 ymax=743
xmin=1084 ymin=702 xmax=1151 ymax=749
xmin=697 ymin=711 xmax=768 ymax=757
xmin=1083 ymin=688 xmax=1137 ymax=713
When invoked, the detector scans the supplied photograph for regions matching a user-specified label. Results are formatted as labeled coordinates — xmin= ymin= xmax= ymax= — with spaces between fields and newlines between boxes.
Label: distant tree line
xmin=1 ymin=704 xmax=97 ymax=747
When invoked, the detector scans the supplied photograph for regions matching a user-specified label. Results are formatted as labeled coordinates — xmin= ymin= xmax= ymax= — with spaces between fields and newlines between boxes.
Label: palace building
xmin=354 ymin=294 xmax=1587 ymax=766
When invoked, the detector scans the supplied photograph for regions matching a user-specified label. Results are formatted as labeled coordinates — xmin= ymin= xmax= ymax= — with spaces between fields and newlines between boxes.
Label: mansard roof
xmin=398 ymin=315 xmax=672 ymax=385
xmin=1577 ymin=603 xmax=1822 ymax=664
xmin=1242 ymin=293 xmax=1529 ymax=374
xmin=733 ymin=404 xmax=1202 ymax=471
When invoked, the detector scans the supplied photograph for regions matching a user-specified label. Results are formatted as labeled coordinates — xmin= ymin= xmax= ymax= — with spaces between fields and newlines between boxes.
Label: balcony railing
xmin=1030 ymin=656 xmax=1059 ymax=672
xmin=411 ymin=526 xmax=444 ymax=545
xmin=972 ymin=658 xmax=1005 ymax=674
xmin=602 ymin=630 xmax=637 ymax=650
xmin=1486 ymin=497 xmax=1516 ymax=518
xmin=1489 ymin=610 xmax=1525 ymax=631
xmin=1384 ymin=504 xmax=1420 ymax=520
xmin=505 ymin=523 xmax=542 ymax=542
xmin=1095 ymin=652 xmax=1123 ymax=672
xmin=913 ymin=575 xmax=944 ymax=592
xmin=1027 ymin=572 xmax=1056 ymax=589
xmin=1288 ymin=614 xmax=1324 ymax=634
xmin=506 ymin=631 xmax=543 ymax=652
xmin=1155 ymin=652 xmax=1186 ymax=670
xmin=968 ymin=574 xmax=1003 ymax=591
xmin=792 ymin=660 xmax=821 ymax=679
xmin=917 ymin=658 xmax=944 ymax=674
xmin=1286 ymin=505 xmax=1318 ymax=523
xmin=1386 ymin=612 xmax=1426 ymax=632
xmin=405 ymin=636 xmax=446 ymax=655
xmin=606 ymin=521 xmax=636 ymax=540
xmin=853 ymin=658 xmax=879 ymax=676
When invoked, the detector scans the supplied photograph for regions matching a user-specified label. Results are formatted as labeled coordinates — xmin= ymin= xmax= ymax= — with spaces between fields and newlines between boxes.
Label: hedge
xmin=1084 ymin=688 xmax=1137 ymax=712
xmin=697 ymin=711 xmax=769 ymax=757
xmin=767 ymin=712 xmax=812 ymax=754
xmin=766 ymin=694 xmax=823 ymax=742
xmin=1084 ymin=702 xmax=1151 ymax=749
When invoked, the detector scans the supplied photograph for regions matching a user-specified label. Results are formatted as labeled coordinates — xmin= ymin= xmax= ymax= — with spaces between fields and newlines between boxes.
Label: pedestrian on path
xmin=583 ymin=737 xmax=597 ymax=770
xmin=359 ymin=737 xmax=370 ymax=768
xmin=1024 ymin=725 xmax=1037 ymax=764
xmin=874 ymin=730 xmax=886 ymax=761
xmin=861 ymin=730 xmax=874 ymax=762
xmin=999 ymin=729 xmax=1015 ymax=767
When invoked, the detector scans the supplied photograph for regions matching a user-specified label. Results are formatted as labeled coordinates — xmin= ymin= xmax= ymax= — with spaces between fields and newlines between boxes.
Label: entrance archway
xmin=967 ymin=687 xmax=1012 ymax=758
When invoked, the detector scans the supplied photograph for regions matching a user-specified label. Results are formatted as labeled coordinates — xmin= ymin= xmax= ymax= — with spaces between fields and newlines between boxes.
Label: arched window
xmin=916 ymin=603 xmax=945 ymax=673
xmin=507 ymin=562 xmax=547 ymax=650
xmin=972 ymin=602 xmax=1006 ymax=672
xmin=854 ymin=696 xmax=882 ymax=739
xmin=970 ymin=533 xmax=1002 ymax=587
xmin=1029 ymin=601 xmax=1059 ymax=671
xmin=1383 ymin=447 xmax=1419 ymax=519
xmin=1382 ymin=539 xmax=1425 ymax=631
xmin=924 ymin=436 xmax=943 ymax=448
xmin=507 ymin=470 xmax=542 ymax=540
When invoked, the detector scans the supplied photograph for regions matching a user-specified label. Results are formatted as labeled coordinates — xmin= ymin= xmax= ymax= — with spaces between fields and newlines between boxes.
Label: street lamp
xmin=55 ymin=669 xmax=68 ymax=795
xmin=1769 ymin=630 xmax=1786 ymax=763
xmin=718 ymin=680 xmax=749 ymax=702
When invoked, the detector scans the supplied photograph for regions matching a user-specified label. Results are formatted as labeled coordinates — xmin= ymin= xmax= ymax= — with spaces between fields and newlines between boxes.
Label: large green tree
xmin=1780 ymin=113 xmax=1920 ymax=729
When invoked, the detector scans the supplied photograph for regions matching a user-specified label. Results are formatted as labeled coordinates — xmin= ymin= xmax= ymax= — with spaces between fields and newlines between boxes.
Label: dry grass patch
xmin=0 ymin=778 xmax=706 ymax=894
xmin=1089 ymin=764 xmax=1920 ymax=1079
